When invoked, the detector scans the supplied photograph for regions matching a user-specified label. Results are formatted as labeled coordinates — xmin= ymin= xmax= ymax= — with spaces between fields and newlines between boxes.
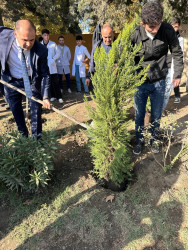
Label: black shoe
xmin=133 ymin=142 xmax=144 ymax=155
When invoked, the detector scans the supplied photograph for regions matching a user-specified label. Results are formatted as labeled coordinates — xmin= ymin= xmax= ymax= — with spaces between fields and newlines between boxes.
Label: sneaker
xmin=58 ymin=98 xmax=64 ymax=104
xmin=50 ymin=97 xmax=56 ymax=102
xmin=151 ymin=141 xmax=160 ymax=154
xmin=68 ymin=88 xmax=72 ymax=93
xmin=133 ymin=142 xmax=144 ymax=155
xmin=174 ymin=97 xmax=180 ymax=104
xmin=76 ymin=91 xmax=81 ymax=94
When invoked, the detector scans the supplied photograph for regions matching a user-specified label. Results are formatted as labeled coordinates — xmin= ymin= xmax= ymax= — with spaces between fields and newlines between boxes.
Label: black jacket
xmin=131 ymin=22 xmax=184 ymax=82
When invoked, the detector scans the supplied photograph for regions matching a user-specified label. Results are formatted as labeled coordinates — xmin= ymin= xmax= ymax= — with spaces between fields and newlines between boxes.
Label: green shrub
xmin=85 ymin=21 xmax=149 ymax=186
xmin=0 ymin=131 xmax=58 ymax=192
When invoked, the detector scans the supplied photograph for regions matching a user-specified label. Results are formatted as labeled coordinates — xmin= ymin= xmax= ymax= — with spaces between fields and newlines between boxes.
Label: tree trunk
xmin=0 ymin=9 xmax=4 ymax=26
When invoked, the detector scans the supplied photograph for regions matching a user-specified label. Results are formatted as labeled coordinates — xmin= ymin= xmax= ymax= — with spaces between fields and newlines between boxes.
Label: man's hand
xmin=85 ymin=78 xmax=91 ymax=87
xmin=43 ymin=99 xmax=51 ymax=109
xmin=83 ymin=58 xmax=90 ymax=63
xmin=171 ymin=78 xmax=181 ymax=88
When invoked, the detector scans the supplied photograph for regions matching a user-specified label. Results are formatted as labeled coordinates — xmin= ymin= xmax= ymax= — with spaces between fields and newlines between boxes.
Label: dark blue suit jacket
xmin=0 ymin=26 xmax=50 ymax=98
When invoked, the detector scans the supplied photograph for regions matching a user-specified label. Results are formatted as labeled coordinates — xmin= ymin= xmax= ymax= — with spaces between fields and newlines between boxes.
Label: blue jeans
xmin=4 ymin=79 xmax=42 ymax=139
xmin=163 ymin=68 xmax=172 ymax=110
xmin=134 ymin=79 xmax=165 ymax=143
xmin=75 ymin=65 xmax=89 ymax=93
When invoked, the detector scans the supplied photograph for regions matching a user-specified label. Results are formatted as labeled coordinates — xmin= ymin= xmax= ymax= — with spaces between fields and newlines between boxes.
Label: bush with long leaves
xmin=0 ymin=131 xmax=58 ymax=192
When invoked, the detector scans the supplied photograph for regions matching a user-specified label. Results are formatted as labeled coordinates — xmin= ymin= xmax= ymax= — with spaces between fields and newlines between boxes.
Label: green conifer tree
xmin=85 ymin=20 xmax=149 ymax=186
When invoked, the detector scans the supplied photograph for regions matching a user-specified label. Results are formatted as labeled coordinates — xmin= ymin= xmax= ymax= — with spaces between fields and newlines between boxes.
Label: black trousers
xmin=0 ymin=82 xmax=4 ymax=95
xmin=50 ymin=74 xmax=62 ymax=99
xmin=4 ymin=79 xmax=42 ymax=139
xmin=174 ymin=86 xmax=180 ymax=98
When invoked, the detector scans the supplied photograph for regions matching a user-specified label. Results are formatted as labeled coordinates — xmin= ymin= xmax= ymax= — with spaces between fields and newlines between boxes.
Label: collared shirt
xmin=87 ymin=39 xmax=113 ymax=76
xmin=145 ymin=29 xmax=155 ymax=40
xmin=102 ymin=42 xmax=112 ymax=54
xmin=7 ymin=38 xmax=31 ymax=78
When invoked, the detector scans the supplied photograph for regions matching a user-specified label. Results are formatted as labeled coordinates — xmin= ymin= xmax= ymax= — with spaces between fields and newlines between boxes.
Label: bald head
xmin=15 ymin=20 xmax=36 ymax=32
xmin=101 ymin=23 xmax=113 ymax=32
xmin=14 ymin=20 xmax=36 ymax=50
xmin=101 ymin=23 xmax=114 ymax=46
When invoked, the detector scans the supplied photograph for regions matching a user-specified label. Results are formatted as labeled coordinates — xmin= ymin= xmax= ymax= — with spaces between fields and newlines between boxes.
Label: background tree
xmin=77 ymin=0 xmax=188 ymax=33
xmin=0 ymin=8 xmax=3 ymax=26
xmin=77 ymin=0 xmax=144 ymax=32
xmin=0 ymin=0 xmax=81 ymax=33
xmin=0 ymin=0 xmax=187 ymax=33
xmin=161 ymin=0 xmax=188 ymax=23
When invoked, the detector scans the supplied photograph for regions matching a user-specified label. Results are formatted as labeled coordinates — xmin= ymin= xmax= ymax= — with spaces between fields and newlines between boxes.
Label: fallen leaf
xmin=105 ymin=195 xmax=115 ymax=203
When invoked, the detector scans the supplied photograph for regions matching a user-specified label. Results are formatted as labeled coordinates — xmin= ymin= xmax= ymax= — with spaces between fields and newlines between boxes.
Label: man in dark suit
xmin=0 ymin=20 xmax=51 ymax=139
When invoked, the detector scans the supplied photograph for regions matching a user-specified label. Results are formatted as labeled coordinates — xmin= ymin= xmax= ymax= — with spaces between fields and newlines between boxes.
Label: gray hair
xmin=101 ymin=23 xmax=113 ymax=32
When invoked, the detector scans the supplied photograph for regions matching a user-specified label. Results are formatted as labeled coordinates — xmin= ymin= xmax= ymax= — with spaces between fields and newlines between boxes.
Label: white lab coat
xmin=171 ymin=36 xmax=184 ymax=80
xmin=56 ymin=45 xmax=71 ymax=74
xmin=72 ymin=45 xmax=90 ymax=78
xmin=41 ymin=40 xmax=61 ymax=74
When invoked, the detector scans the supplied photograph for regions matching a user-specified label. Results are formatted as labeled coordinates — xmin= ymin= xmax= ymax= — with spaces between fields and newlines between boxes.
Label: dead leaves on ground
xmin=105 ymin=194 xmax=115 ymax=203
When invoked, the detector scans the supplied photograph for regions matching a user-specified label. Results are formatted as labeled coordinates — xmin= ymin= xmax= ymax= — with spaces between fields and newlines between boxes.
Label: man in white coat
xmin=57 ymin=36 xmax=72 ymax=93
xmin=41 ymin=29 xmax=63 ymax=103
xmin=72 ymin=35 xmax=90 ymax=93
xmin=163 ymin=17 xmax=184 ymax=110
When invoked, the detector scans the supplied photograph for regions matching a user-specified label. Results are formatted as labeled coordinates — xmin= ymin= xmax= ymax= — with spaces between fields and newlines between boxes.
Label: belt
xmin=11 ymin=77 xmax=23 ymax=81
xmin=11 ymin=76 xmax=31 ymax=81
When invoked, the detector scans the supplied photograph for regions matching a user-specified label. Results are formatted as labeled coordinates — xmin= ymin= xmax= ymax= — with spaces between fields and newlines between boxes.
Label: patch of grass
xmin=111 ymin=186 xmax=187 ymax=250
xmin=0 ymin=178 xmax=100 ymax=248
